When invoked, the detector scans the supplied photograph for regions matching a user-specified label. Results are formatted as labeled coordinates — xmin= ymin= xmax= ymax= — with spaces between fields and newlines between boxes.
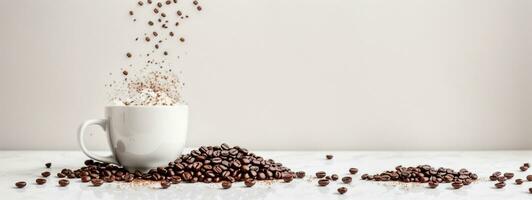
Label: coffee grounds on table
xmin=61 ymin=143 xmax=295 ymax=185
xmin=361 ymin=165 xmax=478 ymax=185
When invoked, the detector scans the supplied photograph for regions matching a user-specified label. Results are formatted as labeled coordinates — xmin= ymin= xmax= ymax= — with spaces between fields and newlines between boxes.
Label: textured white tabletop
xmin=2 ymin=150 xmax=532 ymax=200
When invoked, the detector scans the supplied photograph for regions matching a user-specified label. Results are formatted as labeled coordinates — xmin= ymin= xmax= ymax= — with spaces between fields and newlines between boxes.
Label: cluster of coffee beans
xmin=491 ymin=163 xmax=532 ymax=193
xmin=313 ymin=156 xmax=359 ymax=195
xmin=361 ymin=165 xmax=478 ymax=189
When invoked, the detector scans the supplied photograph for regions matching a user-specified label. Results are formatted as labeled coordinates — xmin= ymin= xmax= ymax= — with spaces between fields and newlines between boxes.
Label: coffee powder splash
xmin=107 ymin=0 xmax=203 ymax=106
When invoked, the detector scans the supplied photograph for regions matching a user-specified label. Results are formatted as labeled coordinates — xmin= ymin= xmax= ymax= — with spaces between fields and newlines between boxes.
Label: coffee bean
xmin=525 ymin=163 xmax=530 ymax=168
xmin=169 ymin=32 xmax=174 ymax=37
xmin=428 ymin=181 xmax=438 ymax=188
xmin=349 ymin=168 xmax=358 ymax=175
xmin=521 ymin=166 xmax=529 ymax=171
xmin=81 ymin=176 xmax=91 ymax=183
xmin=91 ymin=179 xmax=104 ymax=186
xmin=331 ymin=174 xmax=338 ymax=181
xmin=318 ymin=179 xmax=330 ymax=186
xmin=529 ymin=187 xmax=532 ymax=194
xmin=154 ymin=8 xmax=159 ymax=14
xmin=325 ymin=176 xmax=331 ymax=180
xmin=41 ymin=171 xmax=51 ymax=177
xmin=325 ymin=155 xmax=333 ymax=160
xmin=15 ymin=181 xmax=26 ymax=188
xmin=57 ymin=173 xmax=66 ymax=178
xmin=148 ymin=21 xmax=154 ymax=26
xmin=145 ymin=37 xmax=151 ymax=42
xmin=489 ymin=176 xmax=498 ymax=181
xmin=497 ymin=176 xmax=506 ymax=182
xmin=316 ymin=171 xmax=326 ymax=178
xmin=295 ymin=171 xmax=305 ymax=178
xmin=221 ymin=181 xmax=232 ymax=189
xmin=451 ymin=181 xmax=463 ymax=189
xmin=283 ymin=174 xmax=293 ymax=183
xmin=126 ymin=52 xmax=132 ymax=58
xmin=164 ymin=51 xmax=168 ymax=56
xmin=129 ymin=11 xmax=134 ymax=15
xmin=337 ymin=187 xmax=347 ymax=194
xmin=495 ymin=182 xmax=506 ymax=189
xmin=58 ymin=179 xmax=69 ymax=187
xmin=147 ymin=0 xmax=152 ymax=4
xmin=177 ymin=10 xmax=182 ymax=16
xmin=527 ymin=175 xmax=532 ymax=181
xmin=45 ymin=162 xmax=51 ymax=168
xmin=137 ymin=1 xmax=143 ymax=6
xmin=165 ymin=0 xmax=171 ymax=5
xmin=341 ymin=176 xmax=352 ymax=184
xmin=160 ymin=181 xmax=171 ymax=189
xmin=244 ymin=179 xmax=255 ymax=187
xmin=516 ymin=179 xmax=523 ymax=185
xmin=492 ymin=171 xmax=502 ymax=177
xmin=157 ymin=2 xmax=162 ymax=7
xmin=193 ymin=0 xmax=199 ymax=5
xmin=197 ymin=6 xmax=202 ymax=11
xmin=35 ymin=178 xmax=46 ymax=185
xmin=179 ymin=37 xmax=185 ymax=42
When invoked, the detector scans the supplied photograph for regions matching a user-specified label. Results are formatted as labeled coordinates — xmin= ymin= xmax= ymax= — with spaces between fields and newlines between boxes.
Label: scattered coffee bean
xmin=489 ymin=176 xmax=498 ymax=181
xmin=221 ymin=181 xmax=232 ymax=189
xmin=331 ymin=174 xmax=338 ymax=181
xmin=516 ymin=179 xmax=524 ymax=185
xmin=244 ymin=179 xmax=255 ymax=187
xmin=520 ymin=166 xmax=528 ymax=171
xmin=165 ymin=0 xmax=171 ymax=5
xmin=91 ymin=179 xmax=104 ymax=186
xmin=296 ymin=171 xmax=305 ymax=178
xmin=36 ymin=178 xmax=46 ymax=185
xmin=157 ymin=2 xmax=162 ymax=7
xmin=497 ymin=176 xmax=506 ymax=182
xmin=129 ymin=11 xmax=134 ymax=15
xmin=45 ymin=162 xmax=51 ymax=168
xmin=57 ymin=173 xmax=66 ymax=178
xmin=154 ymin=8 xmax=159 ymax=14
xmin=197 ymin=6 xmax=202 ymax=11
xmin=495 ymin=182 xmax=506 ymax=189
xmin=169 ymin=32 xmax=174 ymax=37
xmin=326 ymin=155 xmax=333 ymax=160
xmin=341 ymin=176 xmax=352 ymax=184
xmin=164 ymin=51 xmax=168 ymax=56
xmin=161 ymin=181 xmax=171 ymax=189
xmin=148 ymin=21 xmax=154 ymax=26
xmin=337 ymin=187 xmax=347 ymax=194
xmin=177 ymin=10 xmax=182 ymax=16
xmin=41 ymin=171 xmax=51 ymax=177
xmin=451 ymin=181 xmax=463 ymax=189
xmin=527 ymin=175 xmax=532 ymax=181
xmin=179 ymin=37 xmax=185 ymax=42
xmin=349 ymin=168 xmax=358 ymax=175
xmin=316 ymin=171 xmax=326 ymax=178
xmin=58 ymin=179 xmax=69 ymax=187
xmin=126 ymin=52 xmax=132 ymax=58
xmin=325 ymin=176 xmax=331 ymax=180
xmin=318 ymin=179 xmax=330 ymax=186
xmin=145 ymin=37 xmax=151 ymax=42
xmin=193 ymin=0 xmax=199 ymax=5
xmin=152 ymin=32 xmax=158 ymax=37
xmin=122 ymin=70 xmax=128 ymax=76
xmin=283 ymin=174 xmax=293 ymax=183
xmin=138 ymin=1 xmax=143 ymax=6
xmin=428 ymin=181 xmax=439 ymax=188
xmin=15 ymin=181 xmax=26 ymax=188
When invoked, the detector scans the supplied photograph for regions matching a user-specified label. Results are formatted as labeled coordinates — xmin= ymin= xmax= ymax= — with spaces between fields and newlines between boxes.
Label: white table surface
xmin=2 ymin=150 xmax=532 ymax=200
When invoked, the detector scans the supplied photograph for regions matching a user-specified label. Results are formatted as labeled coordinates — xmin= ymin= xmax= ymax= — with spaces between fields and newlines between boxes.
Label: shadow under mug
xmin=78 ymin=105 xmax=188 ymax=172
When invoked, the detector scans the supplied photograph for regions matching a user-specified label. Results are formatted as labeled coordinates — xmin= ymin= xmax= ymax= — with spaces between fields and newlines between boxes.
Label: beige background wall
xmin=0 ymin=0 xmax=531 ymax=150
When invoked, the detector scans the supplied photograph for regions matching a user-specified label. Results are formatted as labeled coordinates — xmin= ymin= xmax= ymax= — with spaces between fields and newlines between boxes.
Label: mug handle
xmin=78 ymin=119 xmax=119 ymax=164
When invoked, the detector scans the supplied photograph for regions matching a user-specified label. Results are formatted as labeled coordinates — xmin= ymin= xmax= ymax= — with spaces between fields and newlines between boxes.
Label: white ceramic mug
xmin=78 ymin=105 xmax=188 ymax=172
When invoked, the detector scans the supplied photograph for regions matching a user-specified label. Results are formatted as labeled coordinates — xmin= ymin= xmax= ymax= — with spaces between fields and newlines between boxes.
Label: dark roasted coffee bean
xmin=489 ymin=176 xmax=498 ymax=181
xmin=221 ymin=181 xmax=232 ymax=189
xmin=57 ymin=173 xmax=66 ymax=178
xmin=91 ymin=179 xmax=103 ymax=186
xmin=161 ymin=181 xmax=171 ymax=189
xmin=318 ymin=179 xmax=330 ymax=186
xmin=451 ymin=181 xmax=463 ymax=189
xmin=529 ymin=187 xmax=532 ymax=194
xmin=331 ymin=174 xmax=339 ymax=181
xmin=497 ymin=176 xmax=506 ymax=182
xmin=193 ymin=0 xmax=198 ymax=5
xmin=41 ymin=171 xmax=51 ymax=177
xmin=516 ymin=179 xmax=524 ymax=185
xmin=84 ymin=160 xmax=94 ymax=166
xmin=126 ymin=52 xmax=132 ymax=58
xmin=428 ymin=181 xmax=438 ymax=188
xmin=495 ymin=182 xmax=505 ymax=189
xmin=244 ymin=179 xmax=255 ymax=187
xmin=283 ymin=174 xmax=293 ymax=183
xmin=137 ymin=1 xmax=143 ymax=6
xmin=341 ymin=176 xmax=352 ymax=184
xmin=58 ymin=179 xmax=69 ymax=187
xmin=45 ymin=162 xmax=51 ymax=168
xmin=316 ymin=171 xmax=326 ymax=178
xmin=337 ymin=187 xmax=347 ymax=194
xmin=520 ymin=166 xmax=528 ymax=171
xmin=197 ymin=6 xmax=202 ymax=11
xmin=81 ymin=176 xmax=91 ymax=183
xmin=527 ymin=175 xmax=532 ymax=181
xmin=325 ymin=176 xmax=331 ymax=180
xmin=36 ymin=178 xmax=47 ymax=185
xmin=525 ymin=163 xmax=530 ymax=168
xmin=349 ymin=168 xmax=358 ymax=175
xmin=296 ymin=171 xmax=305 ymax=178
xmin=503 ymin=172 xmax=514 ymax=179
xmin=492 ymin=171 xmax=502 ymax=177
xmin=180 ymin=37 xmax=185 ymax=42
xmin=326 ymin=155 xmax=333 ymax=160
xmin=15 ymin=181 xmax=26 ymax=188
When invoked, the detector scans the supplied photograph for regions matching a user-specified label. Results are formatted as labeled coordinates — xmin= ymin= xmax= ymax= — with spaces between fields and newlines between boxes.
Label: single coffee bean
xmin=326 ymin=155 xmax=333 ymax=160
xmin=164 ymin=51 xmax=168 ymax=56
xmin=58 ymin=179 xmax=69 ymax=187
xmin=177 ymin=10 xmax=182 ymax=16
xmin=318 ymin=179 xmax=330 ymax=186
xmin=296 ymin=171 xmax=305 ymax=178
xmin=489 ymin=176 xmax=498 ymax=181
xmin=337 ymin=187 xmax=347 ymax=194
xmin=193 ymin=0 xmax=198 ymax=5
xmin=525 ymin=163 xmax=530 ymax=168
xmin=161 ymin=181 xmax=171 ymax=189
xmin=341 ymin=176 xmax=352 ymax=184
xmin=15 ymin=181 xmax=26 ymax=188
xmin=179 ymin=37 xmax=185 ymax=42
xmin=495 ymin=182 xmax=505 ymax=189
xmin=331 ymin=174 xmax=339 ymax=181
xmin=428 ymin=181 xmax=438 ymax=188
xmin=349 ymin=168 xmax=358 ymax=175
xmin=283 ymin=174 xmax=293 ymax=183
xmin=492 ymin=171 xmax=502 ymax=177
xmin=516 ymin=179 xmax=524 ymax=185
xmin=197 ymin=6 xmax=202 ymax=11
xmin=244 ymin=179 xmax=255 ymax=187
xmin=527 ymin=175 xmax=532 ymax=181
xmin=41 ymin=171 xmax=51 ymax=177
xmin=137 ymin=1 xmax=143 ymax=6
xmin=503 ymin=173 xmax=514 ymax=179
xmin=91 ymin=179 xmax=104 ymax=186
xmin=221 ymin=181 xmax=231 ymax=189
xmin=81 ymin=176 xmax=91 ymax=183
xmin=129 ymin=11 xmax=134 ymax=15
xmin=36 ymin=178 xmax=47 ymax=185
xmin=451 ymin=181 xmax=463 ymax=189
xmin=529 ymin=187 xmax=532 ymax=194
xmin=126 ymin=52 xmax=132 ymax=58
xmin=316 ymin=171 xmax=326 ymax=178
xmin=520 ymin=166 xmax=528 ymax=171
xmin=157 ymin=2 xmax=162 ymax=7
xmin=57 ymin=173 xmax=66 ymax=178
xmin=497 ymin=176 xmax=506 ymax=182
xmin=45 ymin=162 xmax=51 ymax=168
xmin=325 ymin=176 xmax=331 ymax=180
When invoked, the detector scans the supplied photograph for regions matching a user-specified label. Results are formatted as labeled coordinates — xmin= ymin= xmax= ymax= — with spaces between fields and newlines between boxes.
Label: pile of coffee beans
xmin=361 ymin=165 xmax=478 ymax=189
